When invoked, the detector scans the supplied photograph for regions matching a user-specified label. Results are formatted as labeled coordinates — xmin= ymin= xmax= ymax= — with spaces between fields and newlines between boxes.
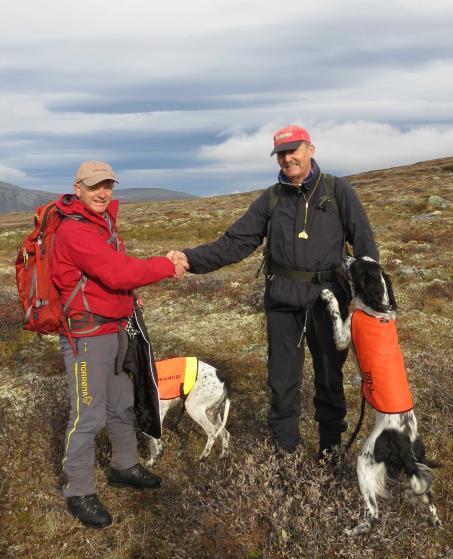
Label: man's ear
xmin=308 ymin=144 xmax=315 ymax=157
xmin=73 ymin=182 xmax=81 ymax=197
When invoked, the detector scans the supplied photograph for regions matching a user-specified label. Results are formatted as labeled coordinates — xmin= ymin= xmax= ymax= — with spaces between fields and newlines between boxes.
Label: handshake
xmin=166 ymin=250 xmax=190 ymax=279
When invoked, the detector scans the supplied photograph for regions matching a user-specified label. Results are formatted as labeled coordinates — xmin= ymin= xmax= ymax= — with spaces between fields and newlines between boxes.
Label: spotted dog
xmin=146 ymin=358 xmax=230 ymax=466
xmin=321 ymin=256 xmax=441 ymax=536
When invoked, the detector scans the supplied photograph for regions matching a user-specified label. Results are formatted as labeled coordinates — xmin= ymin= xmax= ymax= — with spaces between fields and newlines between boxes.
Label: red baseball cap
xmin=270 ymin=125 xmax=311 ymax=156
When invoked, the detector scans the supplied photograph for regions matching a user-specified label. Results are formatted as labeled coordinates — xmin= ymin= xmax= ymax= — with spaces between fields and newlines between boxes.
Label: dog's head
xmin=346 ymin=256 xmax=398 ymax=314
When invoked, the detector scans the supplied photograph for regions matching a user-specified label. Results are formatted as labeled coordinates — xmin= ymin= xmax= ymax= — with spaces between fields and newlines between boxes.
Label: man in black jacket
xmin=168 ymin=125 xmax=378 ymax=457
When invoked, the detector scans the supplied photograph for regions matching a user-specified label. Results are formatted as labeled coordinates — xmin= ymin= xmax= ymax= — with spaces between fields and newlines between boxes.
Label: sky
xmin=1 ymin=0 xmax=453 ymax=196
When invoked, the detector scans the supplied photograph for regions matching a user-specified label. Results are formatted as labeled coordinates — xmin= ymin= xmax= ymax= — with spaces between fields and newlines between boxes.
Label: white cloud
xmin=314 ymin=122 xmax=453 ymax=173
xmin=2 ymin=0 xmax=453 ymax=42
xmin=0 ymin=164 xmax=27 ymax=181
xmin=198 ymin=121 xmax=453 ymax=176
xmin=0 ymin=1 xmax=365 ymax=41
xmin=1 ymin=0 xmax=452 ymax=193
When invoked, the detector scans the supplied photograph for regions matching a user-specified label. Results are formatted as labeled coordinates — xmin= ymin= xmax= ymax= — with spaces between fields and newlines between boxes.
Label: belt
xmin=268 ymin=263 xmax=337 ymax=283
xmin=67 ymin=311 xmax=128 ymax=334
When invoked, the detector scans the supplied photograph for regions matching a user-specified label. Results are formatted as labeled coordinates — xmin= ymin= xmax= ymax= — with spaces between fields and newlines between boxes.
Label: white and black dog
xmin=321 ymin=256 xmax=441 ymax=536
xmin=146 ymin=360 xmax=230 ymax=466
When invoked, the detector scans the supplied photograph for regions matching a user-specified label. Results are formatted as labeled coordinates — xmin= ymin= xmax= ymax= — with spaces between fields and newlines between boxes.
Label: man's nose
xmin=281 ymin=152 xmax=293 ymax=162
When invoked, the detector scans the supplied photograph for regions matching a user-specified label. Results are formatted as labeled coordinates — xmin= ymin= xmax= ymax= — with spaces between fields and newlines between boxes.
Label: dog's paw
xmin=146 ymin=447 xmax=163 ymax=468
xmin=320 ymin=289 xmax=334 ymax=302
xmin=344 ymin=522 xmax=371 ymax=537
xmin=431 ymin=516 xmax=442 ymax=529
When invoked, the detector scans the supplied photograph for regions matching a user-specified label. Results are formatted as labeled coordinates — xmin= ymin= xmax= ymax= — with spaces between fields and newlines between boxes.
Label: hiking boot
xmin=274 ymin=442 xmax=299 ymax=457
xmin=318 ymin=446 xmax=340 ymax=466
xmin=319 ymin=419 xmax=348 ymax=457
xmin=108 ymin=463 xmax=162 ymax=489
xmin=66 ymin=494 xmax=112 ymax=529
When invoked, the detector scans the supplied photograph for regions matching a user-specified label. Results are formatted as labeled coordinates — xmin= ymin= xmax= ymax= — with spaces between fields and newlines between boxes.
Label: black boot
xmin=66 ymin=494 xmax=112 ymax=529
xmin=108 ymin=463 xmax=162 ymax=489
xmin=318 ymin=419 xmax=348 ymax=462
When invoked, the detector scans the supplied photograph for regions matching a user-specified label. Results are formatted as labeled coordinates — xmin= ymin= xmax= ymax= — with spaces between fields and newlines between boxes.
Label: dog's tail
xmin=410 ymin=462 xmax=435 ymax=496
xmin=213 ymin=395 xmax=231 ymax=440
xmin=410 ymin=437 xmax=442 ymax=495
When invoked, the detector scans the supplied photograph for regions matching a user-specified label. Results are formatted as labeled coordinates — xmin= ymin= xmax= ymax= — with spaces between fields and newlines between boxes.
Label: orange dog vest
xmin=155 ymin=357 xmax=198 ymax=400
xmin=351 ymin=310 xmax=413 ymax=414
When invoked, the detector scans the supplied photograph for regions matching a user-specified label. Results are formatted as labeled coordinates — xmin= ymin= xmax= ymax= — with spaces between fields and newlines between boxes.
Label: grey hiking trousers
xmin=60 ymin=331 xmax=139 ymax=497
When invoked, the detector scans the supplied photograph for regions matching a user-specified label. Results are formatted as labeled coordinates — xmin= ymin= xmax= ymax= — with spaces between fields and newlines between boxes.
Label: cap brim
xmin=79 ymin=173 xmax=118 ymax=186
xmin=270 ymin=140 xmax=304 ymax=156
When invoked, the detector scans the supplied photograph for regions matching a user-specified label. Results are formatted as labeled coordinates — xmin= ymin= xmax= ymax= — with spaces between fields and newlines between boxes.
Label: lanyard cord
xmin=297 ymin=310 xmax=309 ymax=348
xmin=298 ymin=174 xmax=322 ymax=239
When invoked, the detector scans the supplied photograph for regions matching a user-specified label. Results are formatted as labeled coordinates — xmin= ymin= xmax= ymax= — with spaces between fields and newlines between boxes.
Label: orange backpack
xmin=15 ymin=201 xmax=83 ymax=351
xmin=16 ymin=201 xmax=65 ymax=335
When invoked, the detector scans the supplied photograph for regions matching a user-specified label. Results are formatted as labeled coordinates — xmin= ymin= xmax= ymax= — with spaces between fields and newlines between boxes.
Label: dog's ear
xmin=383 ymin=271 xmax=398 ymax=310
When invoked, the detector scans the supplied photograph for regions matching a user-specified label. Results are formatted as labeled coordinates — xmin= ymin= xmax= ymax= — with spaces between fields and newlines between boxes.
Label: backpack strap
xmin=321 ymin=173 xmax=351 ymax=258
xmin=320 ymin=174 xmax=352 ymax=297
xmin=104 ymin=213 xmax=121 ymax=250
xmin=321 ymin=173 xmax=340 ymax=221
xmin=255 ymin=183 xmax=281 ymax=278
xmin=63 ymin=275 xmax=88 ymax=314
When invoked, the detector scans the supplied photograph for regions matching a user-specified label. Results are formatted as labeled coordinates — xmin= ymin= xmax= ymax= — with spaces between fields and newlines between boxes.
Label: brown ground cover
xmin=0 ymin=157 xmax=452 ymax=558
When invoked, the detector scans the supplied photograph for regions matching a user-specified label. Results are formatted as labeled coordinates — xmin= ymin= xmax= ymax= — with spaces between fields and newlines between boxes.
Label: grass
xmin=0 ymin=157 xmax=452 ymax=558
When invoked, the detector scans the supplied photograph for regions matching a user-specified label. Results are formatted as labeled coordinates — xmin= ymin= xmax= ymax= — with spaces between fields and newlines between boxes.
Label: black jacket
xmin=184 ymin=163 xmax=378 ymax=310
xmin=123 ymin=303 xmax=162 ymax=438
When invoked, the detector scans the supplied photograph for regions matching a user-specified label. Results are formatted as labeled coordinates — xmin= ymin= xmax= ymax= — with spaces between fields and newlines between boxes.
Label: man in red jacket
xmin=52 ymin=161 xmax=185 ymax=529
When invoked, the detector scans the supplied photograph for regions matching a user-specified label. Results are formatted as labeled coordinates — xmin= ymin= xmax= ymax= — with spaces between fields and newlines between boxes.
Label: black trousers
xmin=266 ymin=295 xmax=348 ymax=452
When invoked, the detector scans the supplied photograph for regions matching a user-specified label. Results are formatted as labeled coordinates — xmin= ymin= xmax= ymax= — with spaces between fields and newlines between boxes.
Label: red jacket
xmin=51 ymin=194 xmax=175 ymax=336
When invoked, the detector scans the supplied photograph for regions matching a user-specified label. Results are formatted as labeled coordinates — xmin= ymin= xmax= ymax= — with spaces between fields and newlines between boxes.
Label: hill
xmin=114 ymin=187 xmax=196 ymax=202
xmin=0 ymin=182 xmax=196 ymax=213
xmin=0 ymin=157 xmax=451 ymax=558
xmin=0 ymin=181 xmax=55 ymax=213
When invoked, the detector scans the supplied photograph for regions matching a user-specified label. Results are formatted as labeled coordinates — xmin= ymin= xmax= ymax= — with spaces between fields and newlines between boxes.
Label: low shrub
xmin=400 ymin=229 xmax=434 ymax=243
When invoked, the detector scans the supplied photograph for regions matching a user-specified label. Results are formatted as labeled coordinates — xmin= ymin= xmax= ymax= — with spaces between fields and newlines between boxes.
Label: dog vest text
xmin=155 ymin=357 xmax=198 ymax=400
xmin=351 ymin=310 xmax=413 ymax=414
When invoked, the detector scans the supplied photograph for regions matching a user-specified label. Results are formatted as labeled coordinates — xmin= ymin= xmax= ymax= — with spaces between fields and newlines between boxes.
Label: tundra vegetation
xmin=0 ymin=157 xmax=452 ymax=558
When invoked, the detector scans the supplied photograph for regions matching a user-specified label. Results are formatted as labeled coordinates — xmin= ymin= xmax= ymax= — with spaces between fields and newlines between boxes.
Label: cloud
xmin=199 ymin=121 xmax=453 ymax=176
xmin=0 ymin=1 xmax=452 ymax=194
xmin=0 ymin=164 xmax=27 ymax=182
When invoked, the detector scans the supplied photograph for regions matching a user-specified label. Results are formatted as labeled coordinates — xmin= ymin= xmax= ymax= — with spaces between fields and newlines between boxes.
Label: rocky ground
xmin=0 ymin=157 xmax=452 ymax=558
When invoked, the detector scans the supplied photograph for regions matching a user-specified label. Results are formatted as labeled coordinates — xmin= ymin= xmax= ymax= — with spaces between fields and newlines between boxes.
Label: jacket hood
xmin=56 ymin=194 xmax=120 ymax=223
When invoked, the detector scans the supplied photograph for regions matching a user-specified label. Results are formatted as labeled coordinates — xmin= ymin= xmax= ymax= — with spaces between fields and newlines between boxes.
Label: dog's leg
xmin=383 ymin=413 xmax=442 ymax=529
xmin=345 ymin=450 xmax=383 ymax=536
xmin=185 ymin=395 xmax=218 ymax=460
xmin=418 ymin=489 xmax=442 ymax=528
xmin=184 ymin=362 xmax=231 ymax=461
xmin=409 ymin=467 xmax=442 ymax=528
xmin=345 ymin=416 xmax=390 ymax=537
xmin=211 ymin=395 xmax=231 ymax=458
xmin=320 ymin=289 xmax=352 ymax=350
xmin=146 ymin=400 xmax=172 ymax=466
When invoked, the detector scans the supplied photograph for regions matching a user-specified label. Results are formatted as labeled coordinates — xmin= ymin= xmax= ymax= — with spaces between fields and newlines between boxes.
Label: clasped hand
xmin=166 ymin=250 xmax=190 ymax=279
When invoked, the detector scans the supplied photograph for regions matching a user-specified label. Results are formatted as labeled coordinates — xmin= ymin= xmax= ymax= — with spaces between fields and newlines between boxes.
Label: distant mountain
xmin=0 ymin=182 xmax=197 ymax=213
xmin=114 ymin=187 xmax=196 ymax=202
xmin=0 ymin=182 xmax=55 ymax=213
